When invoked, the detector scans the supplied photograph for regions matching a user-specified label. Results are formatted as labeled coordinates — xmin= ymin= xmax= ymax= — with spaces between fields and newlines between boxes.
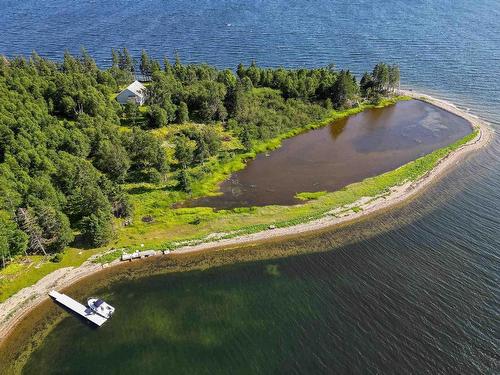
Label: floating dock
xmin=49 ymin=290 xmax=108 ymax=326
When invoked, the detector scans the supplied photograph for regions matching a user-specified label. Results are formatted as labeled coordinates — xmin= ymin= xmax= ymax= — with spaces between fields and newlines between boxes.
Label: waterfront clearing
xmin=0 ymin=91 xmax=492 ymax=353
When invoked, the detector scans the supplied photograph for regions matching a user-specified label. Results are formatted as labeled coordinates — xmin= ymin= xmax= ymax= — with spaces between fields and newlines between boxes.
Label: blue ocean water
xmin=1 ymin=0 xmax=499 ymax=120
xmin=0 ymin=1 xmax=499 ymax=373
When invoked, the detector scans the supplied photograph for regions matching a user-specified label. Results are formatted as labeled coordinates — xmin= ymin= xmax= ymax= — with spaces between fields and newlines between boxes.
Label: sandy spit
xmin=0 ymin=90 xmax=493 ymax=343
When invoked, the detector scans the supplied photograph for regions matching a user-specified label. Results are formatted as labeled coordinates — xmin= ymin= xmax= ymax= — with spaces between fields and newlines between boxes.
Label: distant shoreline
xmin=0 ymin=90 xmax=493 ymax=345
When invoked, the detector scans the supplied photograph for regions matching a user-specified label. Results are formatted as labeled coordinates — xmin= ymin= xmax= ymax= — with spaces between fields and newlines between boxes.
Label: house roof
xmin=122 ymin=80 xmax=146 ymax=97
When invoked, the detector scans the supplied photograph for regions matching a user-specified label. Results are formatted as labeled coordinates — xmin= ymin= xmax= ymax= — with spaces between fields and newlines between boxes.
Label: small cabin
xmin=116 ymin=80 xmax=146 ymax=105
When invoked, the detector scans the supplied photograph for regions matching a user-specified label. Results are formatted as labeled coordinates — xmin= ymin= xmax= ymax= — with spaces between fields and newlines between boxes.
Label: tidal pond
xmin=191 ymin=100 xmax=472 ymax=208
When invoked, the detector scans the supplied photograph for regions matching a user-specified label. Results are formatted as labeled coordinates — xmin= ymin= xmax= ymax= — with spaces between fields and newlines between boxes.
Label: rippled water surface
xmin=0 ymin=1 xmax=499 ymax=374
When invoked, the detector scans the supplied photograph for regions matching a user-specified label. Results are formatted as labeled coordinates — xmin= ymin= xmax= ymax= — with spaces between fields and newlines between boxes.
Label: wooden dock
xmin=49 ymin=291 xmax=108 ymax=326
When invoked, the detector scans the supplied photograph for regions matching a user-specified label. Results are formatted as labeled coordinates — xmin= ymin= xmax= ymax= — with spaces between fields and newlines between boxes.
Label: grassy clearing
xmin=295 ymin=191 xmax=328 ymax=201
xmin=91 ymin=249 xmax=127 ymax=264
xmin=0 ymin=248 xmax=102 ymax=302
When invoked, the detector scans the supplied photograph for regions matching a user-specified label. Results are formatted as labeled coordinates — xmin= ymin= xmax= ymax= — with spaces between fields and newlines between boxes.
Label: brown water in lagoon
xmin=190 ymin=100 xmax=472 ymax=209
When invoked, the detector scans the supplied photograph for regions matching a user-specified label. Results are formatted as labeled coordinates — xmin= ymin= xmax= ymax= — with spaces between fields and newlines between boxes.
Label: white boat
xmin=87 ymin=298 xmax=115 ymax=319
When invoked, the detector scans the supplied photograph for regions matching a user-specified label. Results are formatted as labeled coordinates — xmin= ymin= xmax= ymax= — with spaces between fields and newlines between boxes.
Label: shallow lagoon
xmin=191 ymin=100 xmax=472 ymax=208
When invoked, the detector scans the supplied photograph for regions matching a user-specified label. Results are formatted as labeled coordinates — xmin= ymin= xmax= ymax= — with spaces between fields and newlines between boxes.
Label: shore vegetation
xmin=3 ymin=50 xmax=461 ymax=301
xmin=0 ymin=49 xmax=400 ymax=265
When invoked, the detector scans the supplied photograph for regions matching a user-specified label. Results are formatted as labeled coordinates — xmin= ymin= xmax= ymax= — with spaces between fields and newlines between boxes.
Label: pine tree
xmin=241 ymin=126 xmax=252 ymax=150
xmin=178 ymin=169 xmax=191 ymax=193
xmin=0 ymin=212 xmax=28 ymax=267
xmin=16 ymin=208 xmax=46 ymax=256
xmin=177 ymin=101 xmax=189 ymax=123
xmin=173 ymin=52 xmax=183 ymax=79
xmin=388 ymin=65 xmax=400 ymax=93
xmin=236 ymin=63 xmax=246 ymax=79
xmin=360 ymin=72 xmax=374 ymax=98
xmin=140 ymin=49 xmax=151 ymax=79
xmin=163 ymin=56 xmax=173 ymax=75
xmin=62 ymin=50 xmax=78 ymax=73
xmin=332 ymin=70 xmax=358 ymax=108
xmin=247 ymin=61 xmax=261 ymax=86
xmin=111 ymin=48 xmax=120 ymax=68
xmin=372 ymin=63 xmax=389 ymax=93
xmin=80 ymin=210 xmax=113 ymax=247
xmin=119 ymin=47 xmax=135 ymax=73
xmin=80 ymin=47 xmax=96 ymax=72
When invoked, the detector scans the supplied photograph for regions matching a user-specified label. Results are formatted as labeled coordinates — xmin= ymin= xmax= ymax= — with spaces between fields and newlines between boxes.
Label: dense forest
xmin=0 ymin=48 xmax=400 ymax=266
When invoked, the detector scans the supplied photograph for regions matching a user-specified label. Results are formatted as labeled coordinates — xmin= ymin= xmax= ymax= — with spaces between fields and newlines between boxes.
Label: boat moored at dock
xmin=48 ymin=291 xmax=114 ymax=326
xmin=87 ymin=298 xmax=115 ymax=319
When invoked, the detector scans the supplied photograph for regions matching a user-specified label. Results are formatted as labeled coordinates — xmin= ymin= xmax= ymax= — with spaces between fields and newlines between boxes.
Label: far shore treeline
xmin=0 ymin=48 xmax=400 ymax=266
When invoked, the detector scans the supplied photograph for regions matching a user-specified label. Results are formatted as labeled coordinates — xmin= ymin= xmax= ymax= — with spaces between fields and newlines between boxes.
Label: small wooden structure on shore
xmin=49 ymin=291 xmax=108 ymax=326
xmin=121 ymin=249 xmax=157 ymax=261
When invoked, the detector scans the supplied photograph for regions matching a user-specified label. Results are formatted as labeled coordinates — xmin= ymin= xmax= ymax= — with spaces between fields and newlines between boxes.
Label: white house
xmin=116 ymin=80 xmax=146 ymax=105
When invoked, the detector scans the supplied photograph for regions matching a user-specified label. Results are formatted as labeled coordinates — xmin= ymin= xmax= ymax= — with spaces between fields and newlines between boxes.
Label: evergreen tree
xmin=174 ymin=52 xmax=183 ymax=79
xmin=16 ymin=207 xmax=46 ymax=255
xmin=194 ymin=137 xmax=210 ymax=164
xmin=332 ymin=70 xmax=358 ymax=108
xmin=163 ymin=56 xmax=173 ymax=75
xmin=123 ymin=101 xmax=139 ymax=124
xmin=240 ymin=126 xmax=252 ymax=150
xmin=124 ymin=128 xmax=168 ymax=182
xmin=119 ymin=47 xmax=134 ymax=73
xmin=94 ymin=140 xmax=131 ymax=182
xmin=372 ymin=63 xmax=389 ymax=93
xmin=111 ymin=48 xmax=120 ymax=68
xmin=62 ymin=50 xmax=78 ymax=73
xmin=80 ymin=209 xmax=113 ymax=247
xmin=80 ymin=47 xmax=97 ymax=72
xmin=324 ymin=98 xmax=333 ymax=110
xmin=34 ymin=204 xmax=74 ymax=253
xmin=146 ymin=105 xmax=168 ymax=128
xmin=240 ymin=76 xmax=253 ymax=92
xmin=162 ymin=99 xmax=178 ymax=124
xmin=140 ymin=49 xmax=151 ymax=79
xmin=174 ymin=135 xmax=195 ymax=169
xmin=177 ymin=169 xmax=191 ymax=192
xmin=246 ymin=61 xmax=261 ymax=86
xmin=177 ymin=101 xmax=189 ymax=123
xmin=0 ymin=211 xmax=28 ymax=266
xmin=360 ymin=72 xmax=374 ymax=98
xmin=150 ymin=59 xmax=161 ymax=74
xmin=236 ymin=63 xmax=246 ymax=79
xmin=388 ymin=65 xmax=400 ymax=92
